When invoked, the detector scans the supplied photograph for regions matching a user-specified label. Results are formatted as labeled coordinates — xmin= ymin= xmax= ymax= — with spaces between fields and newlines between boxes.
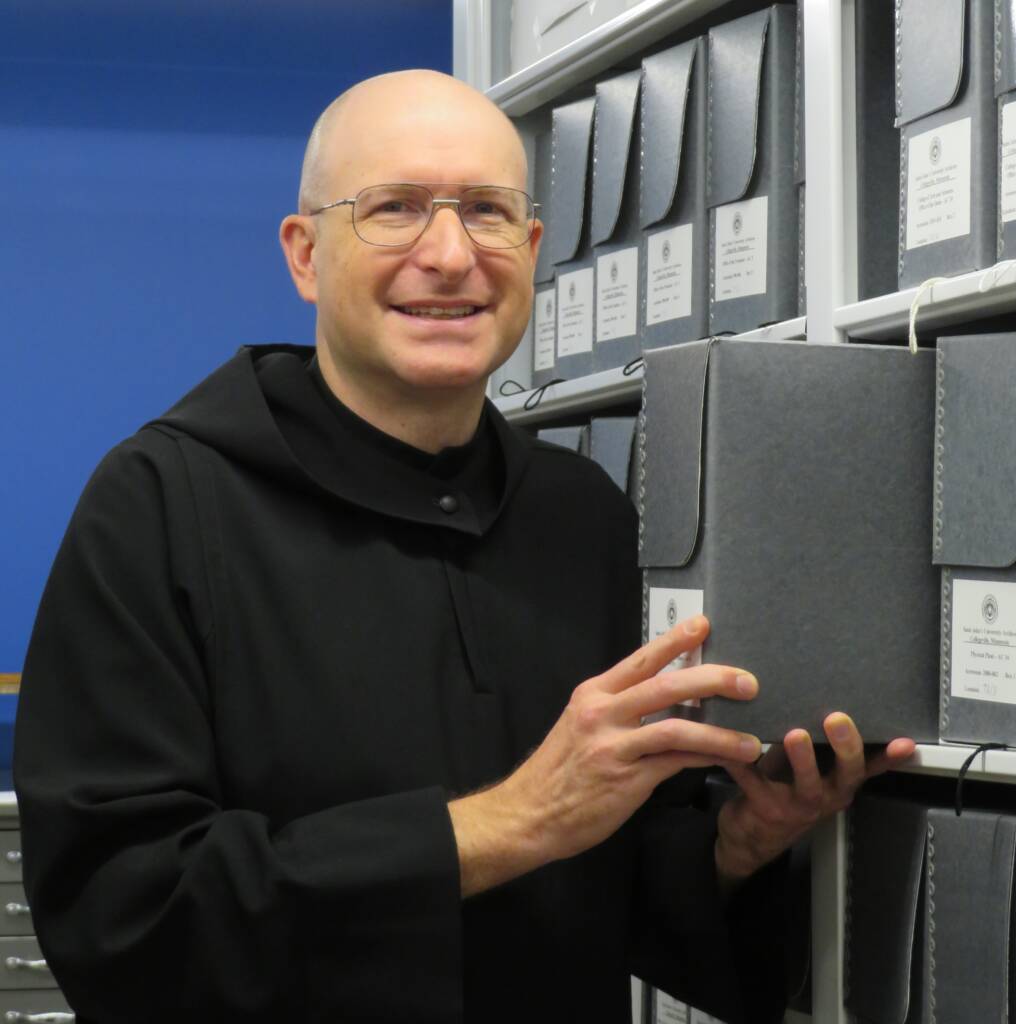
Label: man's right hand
xmin=448 ymin=615 xmax=762 ymax=897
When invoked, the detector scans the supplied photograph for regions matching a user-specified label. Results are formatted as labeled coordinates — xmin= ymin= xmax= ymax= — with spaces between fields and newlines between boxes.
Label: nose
xmin=411 ymin=202 xmax=477 ymax=280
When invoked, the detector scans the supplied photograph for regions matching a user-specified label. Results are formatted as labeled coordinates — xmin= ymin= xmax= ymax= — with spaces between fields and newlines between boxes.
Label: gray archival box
xmin=896 ymin=0 xmax=995 ymax=288
xmin=707 ymin=5 xmax=798 ymax=335
xmin=997 ymin=1 xmax=1016 ymax=260
xmin=639 ymin=339 xmax=939 ymax=743
xmin=639 ymin=38 xmax=709 ymax=352
xmin=588 ymin=416 xmax=637 ymax=498
xmin=847 ymin=793 xmax=1016 ymax=1024
xmin=531 ymin=128 xmax=557 ymax=389
xmin=550 ymin=96 xmax=597 ymax=380
xmin=934 ymin=334 xmax=1016 ymax=745
xmin=591 ymin=69 xmax=643 ymax=373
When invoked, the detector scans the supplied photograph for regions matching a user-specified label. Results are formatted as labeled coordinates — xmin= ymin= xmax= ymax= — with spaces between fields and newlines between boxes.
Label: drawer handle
xmin=4 ymin=903 xmax=30 ymax=917
xmin=5 ymin=1014 xmax=75 ymax=1022
xmin=5 ymin=957 xmax=50 ymax=974
xmin=5 ymin=1014 xmax=75 ymax=1023
xmin=4 ymin=851 xmax=22 ymax=866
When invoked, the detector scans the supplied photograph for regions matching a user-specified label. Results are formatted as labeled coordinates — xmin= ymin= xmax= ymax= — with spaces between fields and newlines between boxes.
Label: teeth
xmin=399 ymin=305 xmax=478 ymax=318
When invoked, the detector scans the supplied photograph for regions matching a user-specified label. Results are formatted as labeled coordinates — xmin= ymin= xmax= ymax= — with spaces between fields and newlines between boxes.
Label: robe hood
xmin=147 ymin=344 xmax=533 ymax=527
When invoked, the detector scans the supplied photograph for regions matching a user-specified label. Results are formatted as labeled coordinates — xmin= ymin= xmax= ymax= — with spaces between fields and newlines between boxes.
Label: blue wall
xmin=2 ymin=0 xmax=452 ymax=671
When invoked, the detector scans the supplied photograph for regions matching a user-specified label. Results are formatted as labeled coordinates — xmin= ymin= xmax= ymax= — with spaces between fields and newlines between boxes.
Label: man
xmin=14 ymin=71 xmax=914 ymax=1024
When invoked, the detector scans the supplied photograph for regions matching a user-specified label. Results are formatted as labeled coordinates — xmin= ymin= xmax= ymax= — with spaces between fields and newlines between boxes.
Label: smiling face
xmin=281 ymin=72 xmax=541 ymax=418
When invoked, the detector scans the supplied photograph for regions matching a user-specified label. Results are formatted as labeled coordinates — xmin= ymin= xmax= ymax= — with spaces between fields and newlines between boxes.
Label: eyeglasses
xmin=309 ymin=183 xmax=540 ymax=249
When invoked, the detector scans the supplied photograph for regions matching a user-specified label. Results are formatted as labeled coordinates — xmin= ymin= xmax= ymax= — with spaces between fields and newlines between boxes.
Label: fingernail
xmin=735 ymin=674 xmax=758 ymax=697
xmin=740 ymin=736 xmax=762 ymax=759
xmin=831 ymin=720 xmax=851 ymax=742
xmin=683 ymin=615 xmax=705 ymax=636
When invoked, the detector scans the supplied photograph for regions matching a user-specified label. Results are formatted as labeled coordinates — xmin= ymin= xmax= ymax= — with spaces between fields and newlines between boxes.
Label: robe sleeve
xmin=13 ymin=434 xmax=464 ymax=1023
xmin=629 ymin=770 xmax=795 ymax=1024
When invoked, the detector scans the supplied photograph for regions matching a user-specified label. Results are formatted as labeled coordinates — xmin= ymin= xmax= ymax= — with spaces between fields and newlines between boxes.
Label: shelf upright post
xmin=811 ymin=810 xmax=849 ymax=1024
xmin=804 ymin=0 xmax=858 ymax=342
xmin=453 ymin=0 xmax=494 ymax=91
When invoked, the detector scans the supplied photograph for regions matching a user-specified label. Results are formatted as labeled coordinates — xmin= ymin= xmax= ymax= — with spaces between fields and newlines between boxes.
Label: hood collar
xmin=147 ymin=344 xmax=533 ymax=536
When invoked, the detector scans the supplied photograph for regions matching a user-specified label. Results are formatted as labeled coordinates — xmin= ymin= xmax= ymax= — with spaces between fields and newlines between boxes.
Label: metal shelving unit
xmin=836 ymin=265 xmax=1016 ymax=341
xmin=493 ymin=316 xmax=807 ymax=424
xmin=454 ymin=2 xmax=1016 ymax=1021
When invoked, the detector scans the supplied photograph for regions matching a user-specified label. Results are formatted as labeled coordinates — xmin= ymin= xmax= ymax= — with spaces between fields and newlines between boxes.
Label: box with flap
xmin=590 ymin=69 xmax=643 ymax=373
xmin=588 ymin=416 xmax=636 ymax=498
xmin=794 ymin=1 xmax=805 ymax=317
xmin=707 ymin=5 xmax=798 ymax=336
xmin=996 ymin=2 xmax=1016 ymax=260
xmin=846 ymin=792 xmax=1016 ymax=1024
xmin=536 ymin=424 xmax=589 ymax=457
xmin=855 ymin=0 xmax=902 ymax=301
xmin=934 ymin=333 xmax=1016 ymax=744
xmin=895 ymin=0 xmax=995 ymax=288
xmin=638 ymin=339 xmax=939 ymax=743
xmin=490 ymin=122 xmax=554 ymax=398
xmin=550 ymin=96 xmax=597 ymax=380
xmin=638 ymin=38 xmax=709 ymax=353
xmin=532 ymin=127 xmax=558 ymax=388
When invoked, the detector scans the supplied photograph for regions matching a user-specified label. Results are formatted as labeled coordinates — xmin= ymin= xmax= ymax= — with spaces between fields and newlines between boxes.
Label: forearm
xmin=447 ymin=776 xmax=551 ymax=898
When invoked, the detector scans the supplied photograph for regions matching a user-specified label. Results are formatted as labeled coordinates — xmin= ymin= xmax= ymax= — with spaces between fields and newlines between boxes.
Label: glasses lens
xmin=352 ymin=184 xmax=431 ymax=246
xmin=459 ymin=186 xmax=534 ymax=249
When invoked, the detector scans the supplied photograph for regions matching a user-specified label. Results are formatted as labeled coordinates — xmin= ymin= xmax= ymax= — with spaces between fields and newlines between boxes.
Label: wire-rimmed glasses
xmin=309 ymin=183 xmax=539 ymax=250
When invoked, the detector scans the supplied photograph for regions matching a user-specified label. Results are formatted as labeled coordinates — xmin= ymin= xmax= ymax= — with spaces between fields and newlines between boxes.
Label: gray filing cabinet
xmin=0 ymin=794 xmax=74 ymax=1022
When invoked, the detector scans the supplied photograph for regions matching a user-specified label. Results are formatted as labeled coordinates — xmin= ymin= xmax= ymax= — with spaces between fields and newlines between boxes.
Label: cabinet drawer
xmin=0 ymin=884 xmax=33 ymax=936
xmin=0 ymin=987 xmax=73 ymax=1020
xmin=0 ymin=939 xmax=56 ymax=990
xmin=0 ymin=833 xmax=23 ymax=883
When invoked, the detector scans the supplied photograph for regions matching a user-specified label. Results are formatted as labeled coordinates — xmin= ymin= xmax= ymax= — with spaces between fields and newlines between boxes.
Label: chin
xmin=401 ymin=365 xmax=490 ymax=393
xmin=396 ymin=351 xmax=501 ymax=393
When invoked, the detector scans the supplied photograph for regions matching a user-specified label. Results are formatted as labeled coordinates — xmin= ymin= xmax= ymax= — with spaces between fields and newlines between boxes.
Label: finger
xmin=722 ymin=759 xmax=770 ymax=803
xmin=613 ymin=663 xmax=758 ymax=721
xmin=751 ymin=739 xmax=792 ymax=784
xmin=862 ymin=737 xmax=917 ymax=781
xmin=824 ymin=712 xmax=866 ymax=798
xmin=596 ymin=615 xmax=710 ymax=695
xmin=641 ymin=750 xmax=723 ymax=788
xmin=783 ymin=729 xmax=824 ymax=807
xmin=622 ymin=715 xmax=761 ymax=765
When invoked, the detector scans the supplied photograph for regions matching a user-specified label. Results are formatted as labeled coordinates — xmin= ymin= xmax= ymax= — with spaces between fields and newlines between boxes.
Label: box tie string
xmin=954 ymin=742 xmax=1007 ymax=816
xmin=908 ymin=277 xmax=948 ymax=354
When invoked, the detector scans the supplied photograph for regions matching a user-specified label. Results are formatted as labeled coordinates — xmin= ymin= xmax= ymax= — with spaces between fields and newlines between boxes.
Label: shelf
xmin=895 ymin=743 xmax=1016 ymax=785
xmin=487 ymin=0 xmax=727 ymax=117
xmin=496 ymin=364 xmax=643 ymax=424
xmin=835 ymin=263 xmax=1016 ymax=342
xmin=495 ymin=317 xmax=809 ymax=424
xmin=734 ymin=315 xmax=808 ymax=341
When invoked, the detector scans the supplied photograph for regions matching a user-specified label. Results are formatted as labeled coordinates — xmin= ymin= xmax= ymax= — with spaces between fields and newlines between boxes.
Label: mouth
xmin=392 ymin=304 xmax=486 ymax=320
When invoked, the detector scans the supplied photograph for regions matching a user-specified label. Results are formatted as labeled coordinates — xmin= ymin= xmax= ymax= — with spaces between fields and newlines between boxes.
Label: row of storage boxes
xmin=0 ymin=822 xmax=73 ymax=1020
xmin=542 ymin=330 xmax=1016 ymax=747
xmin=509 ymin=0 xmax=1016 ymax=392
xmin=516 ymin=2 xmax=805 ymax=391
xmin=847 ymin=785 xmax=1016 ymax=1024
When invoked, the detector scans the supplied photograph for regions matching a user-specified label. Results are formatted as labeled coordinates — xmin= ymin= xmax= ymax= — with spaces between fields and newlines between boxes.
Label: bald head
xmin=297 ymin=70 xmax=528 ymax=215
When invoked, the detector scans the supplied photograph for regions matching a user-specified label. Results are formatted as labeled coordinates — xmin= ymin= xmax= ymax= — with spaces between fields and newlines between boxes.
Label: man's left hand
xmin=713 ymin=712 xmax=916 ymax=885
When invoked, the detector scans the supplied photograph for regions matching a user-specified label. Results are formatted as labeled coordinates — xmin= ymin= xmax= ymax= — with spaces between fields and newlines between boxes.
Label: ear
xmin=527 ymin=218 xmax=544 ymax=275
xmin=279 ymin=214 xmax=318 ymax=304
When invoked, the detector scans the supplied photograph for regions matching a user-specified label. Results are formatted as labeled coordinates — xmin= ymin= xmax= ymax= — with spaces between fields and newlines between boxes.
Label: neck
xmin=316 ymin=345 xmax=487 ymax=455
